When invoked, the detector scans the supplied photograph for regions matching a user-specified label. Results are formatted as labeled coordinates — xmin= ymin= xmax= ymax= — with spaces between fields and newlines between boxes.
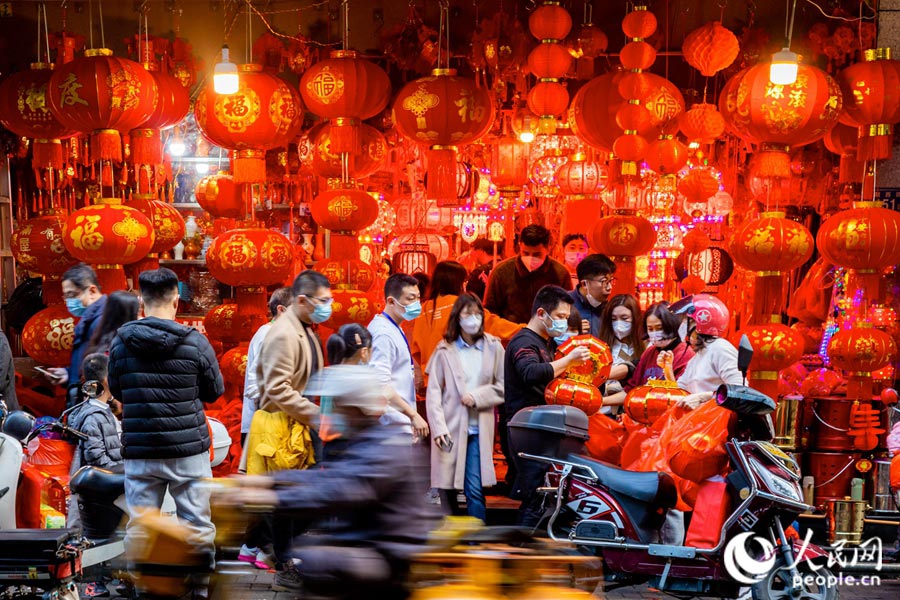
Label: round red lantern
xmin=544 ymin=377 xmax=603 ymax=416
xmin=527 ymin=42 xmax=572 ymax=79
xmin=130 ymin=68 xmax=191 ymax=166
xmin=621 ymin=6 xmax=657 ymax=39
xmin=196 ymin=172 xmax=245 ymax=219
xmin=47 ymin=49 xmax=158 ymax=163
xmin=554 ymin=334 xmax=613 ymax=388
xmin=591 ymin=214 xmax=657 ymax=257
xmin=22 ymin=305 xmax=78 ymax=367
xmin=678 ymin=169 xmax=719 ymax=203
xmin=492 ymin=135 xmax=530 ymax=193
xmin=679 ymin=103 xmax=725 ymax=145
xmin=574 ymin=24 xmax=608 ymax=59
xmin=682 ymin=228 xmax=711 ymax=254
xmin=299 ymin=50 xmax=391 ymax=154
xmin=837 ymin=48 xmax=900 ymax=160
xmin=736 ymin=323 xmax=805 ymax=399
xmin=203 ymin=301 xmax=267 ymax=345
xmin=0 ymin=63 xmax=75 ymax=169
xmin=527 ymin=81 xmax=570 ymax=130
xmin=676 ymin=246 xmax=735 ymax=287
xmin=829 ymin=326 xmax=898 ymax=398
xmin=392 ymin=69 xmax=494 ymax=203
xmin=729 ymin=212 xmax=814 ymax=273
xmin=311 ymin=188 xmax=380 ymax=233
xmin=327 ymin=289 xmax=384 ymax=328
xmin=529 ymin=2 xmax=573 ymax=40
xmin=624 ymin=379 xmax=690 ymax=424
xmin=619 ymin=41 xmax=657 ymax=71
xmin=128 ymin=195 xmax=186 ymax=255
xmin=205 ymin=228 xmax=293 ymax=287
xmin=824 ymin=123 xmax=865 ymax=183
xmin=306 ymin=121 xmax=387 ymax=179
xmin=612 ymin=133 xmax=648 ymax=162
xmin=12 ymin=208 xmax=79 ymax=275
xmin=816 ymin=205 xmax=900 ymax=272
xmin=316 ymin=258 xmax=377 ymax=292
xmin=682 ymin=21 xmax=739 ymax=77
xmin=194 ymin=64 xmax=303 ymax=183
xmin=555 ymin=154 xmax=609 ymax=198
xmin=645 ymin=136 xmax=689 ymax=175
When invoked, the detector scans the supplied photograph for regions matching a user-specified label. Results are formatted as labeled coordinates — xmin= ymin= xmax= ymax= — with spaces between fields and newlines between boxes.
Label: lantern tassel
xmin=130 ymin=128 xmax=163 ymax=166
xmin=329 ymin=118 xmax=361 ymax=155
xmin=752 ymin=273 xmax=787 ymax=323
xmin=753 ymin=148 xmax=791 ymax=179
xmin=330 ymin=233 xmax=360 ymax=261
xmin=839 ymin=155 xmax=865 ymax=183
xmin=233 ymin=150 xmax=266 ymax=184
xmin=33 ymin=139 xmax=64 ymax=170
xmin=426 ymin=147 xmax=458 ymax=206
xmin=90 ymin=129 xmax=124 ymax=163
xmin=858 ymin=130 xmax=893 ymax=162
xmin=93 ymin=264 xmax=128 ymax=293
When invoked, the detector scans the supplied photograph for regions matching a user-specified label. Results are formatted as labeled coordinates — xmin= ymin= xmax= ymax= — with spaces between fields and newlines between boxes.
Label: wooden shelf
xmin=159 ymin=259 xmax=207 ymax=266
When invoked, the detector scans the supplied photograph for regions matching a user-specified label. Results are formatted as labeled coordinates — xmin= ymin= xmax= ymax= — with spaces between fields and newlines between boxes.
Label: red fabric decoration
xmin=682 ymin=22 xmax=739 ymax=77
xmin=837 ymin=48 xmax=900 ymax=160
xmin=678 ymin=169 xmax=719 ymax=203
xmin=311 ymin=188 xmax=380 ymax=233
xmin=681 ymin=275 xmax=707 ymax=295
xmin=528 ymin=2 xmax=573 ymax=40
xmin=545 ymin=377 xmax=604 ymax=416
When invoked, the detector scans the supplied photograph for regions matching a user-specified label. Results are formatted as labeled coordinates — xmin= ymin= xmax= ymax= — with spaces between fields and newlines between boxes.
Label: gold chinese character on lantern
xmin=58 ymin=72 xmax=88 ymax=107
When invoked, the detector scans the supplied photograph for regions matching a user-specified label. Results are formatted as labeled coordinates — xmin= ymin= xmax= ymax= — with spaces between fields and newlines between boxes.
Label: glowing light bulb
xmin=769 ymin=48 xmax=799 ymax=86
xmin=213 ymin=46 xmax=239 ymax=95
xmin=168 ymin=139 xmax=186 ymax=157
xmin=518 ymin=131 xmax=536 ymax=143
xmin=195 ymin=162 xmax=210 ymax=175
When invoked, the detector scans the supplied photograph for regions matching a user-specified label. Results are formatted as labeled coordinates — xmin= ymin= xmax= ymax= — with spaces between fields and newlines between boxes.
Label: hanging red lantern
xmin=719 ymin=63 xmax=842 ymax=177
xmin=130 ymin=67 xmax=190 ymax=166
xmin=828 ymin=327 xmax=898 ymax=398
xmin=0 ymin=63 xmax=75 ymax=169
xmin=555 ymin=153 xmax=609 ymax=198
xmin=327 ymin=289 xmax=384 ymax=328
xmin=306 ymin=121 xmax=387 ymax=179
xmin=682 ymin=228 xmax=711 ymax=254
xmin=735 ymin=323 xmax=805 ymax=399
xmin=491 ymin=135 xmax=530 ymax=194
xmin=12 ymin=209 xmax=79 ymax=275
xmin=837 ymin=48 xmax=900 ymax=160
xmin=681 ymin=274 xmax=707 ymax=295
xmin=679 ymin=103 xmax=725 ymax=145
xmin=22 ymin=305 xmax=78 ymax=367
xmin=624 ymin=379 xmax=690 ymax=424
xmin=591 ymin=213 xmax=657 ymax=257
xmin=128 ymin=195 xmax=186 ymax=255
xmin=526 ymin=81 xmax=569 ymax=133
xmin=527 ymin=42 xmax=573 ymax=79
xmin=316 ymin=258 xmax=376 ymax=292
xmin=545 ymin=377 xmax=604 ymax=416
xmin=574 ymin=24 xmax=608 ymax=59
xmin=205 ymin=228 xmax=293 ymax=287
xmin=299 ymin=50 xmax=391 ymax=154
xmin=47 ymin=49 xmax=158 ymax=164
xmin=204 ymin=301 xmax=266 ymax=345
xmin=194 ymin=64 xmax=303 ymax=183
xmin=612 ymin=133 xmax=648 ymax=163
xmin=682 ymin=21 xmax=739 ymax=77
xmin=615 ymin=102 xmax=655 ymax=132
xmin=816 ymin=205 xmax=900 ymax=273
xmin=678 ymin=169 xmax=719 ymax=203
xmin=621 ymin=6 xmax=657 ymax=39
xmin=729 ymin=213 xmax=814 ymax=273
xmin=392 ymin=69 xmax=494 ymax=203
xmin=311 ymin=187 xmax=380 ymax=232
xmin=619 ymin=41 xmax=657 ymax=71
xmin=529 ymin=2 xmax=573 ymax=40
xmin=824 ymin=123 xmax=865 ymax=183
xmin=676 ymin=246 xmax=735 ymax=287
xmin=645 ymin=136 xmax=689 ymax=175
xmin=196 ymin=172 xmax=245 ymax=219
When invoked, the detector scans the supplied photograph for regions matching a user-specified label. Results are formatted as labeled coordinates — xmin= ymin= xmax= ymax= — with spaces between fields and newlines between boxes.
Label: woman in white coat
xmin=426 ymin=293 xmax=504 ymax=521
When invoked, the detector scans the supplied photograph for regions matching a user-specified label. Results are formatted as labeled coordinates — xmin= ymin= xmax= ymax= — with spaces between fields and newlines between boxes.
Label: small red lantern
xmin=645 ymin=136 xmax=689 ymax=175
xmin=828 ymin=327 xmax=898 ymax=398
xmin=22 ymin=305 xmax=78 ymax=367
xmin=624 ymin=379 xmax=689 ymax=424
xmin=619 ymin=41 xmax=657 ymax=71
xmin=527 ymin=42 xmax=573 ymax=79
xmin=678 ymin=169 xmax=719 ymax=204
xmin=196 ymin=172 xmax=245 ymax=219
xmin=299 ymin=50 xmax=391 ymax=154
xmin=130 ymin=67 xmax=190 ymax=167
xmin=679 ymin=103 xmax=725 ymax=145
xmin=529 ymin=2 xmax=573 ymax=40
xmin=837 ymin=48 xmax=900 ymax=160
xmin=303 ymin=121 xmax=387 ymax=179
xmin=327 ymin=289 xmax=384 ymax=328
xmin=682 ymin=21 xmax=739 ymax=77
xmin=205 ymin=228 xmax=293 ymax=287
xmin=555 ymin=154 xmax=609 ymax=198
xmin=311 ymin=188 xmax=380 ymax=233
xmin=545 ymin=377 xmax=603 ymax=416
xmin=12 ymin=209 xmax=79 ymax=275
xmin=736 ymin=323 xmax=805 ymax=399
xmin=621 ymin=6 xmax=657 ymax=39
xmin=555 ymin=334 xmax=613 ymax=388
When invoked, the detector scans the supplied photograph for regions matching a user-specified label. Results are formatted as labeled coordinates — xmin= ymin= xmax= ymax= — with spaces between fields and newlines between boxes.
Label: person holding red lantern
xmin=598 ymin=294 xmax=646 ymax=415
xmin=624 ymin=302 xmax=694 ymax=391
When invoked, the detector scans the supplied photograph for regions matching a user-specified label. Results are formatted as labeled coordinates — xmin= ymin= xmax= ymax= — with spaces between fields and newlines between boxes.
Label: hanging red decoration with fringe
xmin=838 ymin=48 xmax=900 ymax=161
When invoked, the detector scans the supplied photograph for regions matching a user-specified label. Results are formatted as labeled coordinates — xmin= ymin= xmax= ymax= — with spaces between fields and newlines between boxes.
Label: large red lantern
xmin=203 ymin=301 xmax=266 ymax=345
xmin=316 ymin=258 xmax=376 ymax=292
xmin=130 ymin=67 xmax=190 ymax=167
xmin=302 ymin=122 xmax=387 ymax=179
xmin=299 ymin=50 xmax=391 ymax=154
xmin=22 ymin=305 xmax=78 ymax=367
xmin=128 ymin=195 xmax=186 ymax=256
xmin=736 ymin=324 xmax=804 ymax=399
xmin=545 ymin=377 xmax=603 ymax=416
xmin=0 ymin=63 xmax=75 ymax=169
xmin=816 ymin=204 xmax=900 ymax=275
xmin=12 ymin=209 xmax=79 ymax=275
xmin=392 ymin=69 xmax=494 ymax=203
xmin=828 ymin=327 xmax=898 ymax=398
xmin=194 ymin=64 xmax=303 ymax=183
xmin=196 ymin=172 xmax=245 ymax=219
xmin=205 ymin=228 xmax=293 ymax=287
xmin=624 ymin=379 xmax=690 ymax=424
xmin=719 ymin=63 xmax=842 ymax=177
xmin=682 ymin=21 xmax=739 ymax=77
xmin=591 ymin=213 xmax=657 ymax=256
xmin=310 ymin=188 xmax=379 ymax=233
xmin=837 ymin=48 xmax=900 ymax=160
xmin=47 ymin=49 xmax=158 ymax=164
xmin=327 ymin=289 xmax=384 ymax=328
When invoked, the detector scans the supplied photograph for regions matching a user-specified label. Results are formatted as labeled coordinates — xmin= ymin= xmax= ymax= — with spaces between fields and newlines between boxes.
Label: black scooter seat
xmin=70 ymin=465 xmax=125 ymax=497
xmin=567 ymin=454 xmax=677 ymax=509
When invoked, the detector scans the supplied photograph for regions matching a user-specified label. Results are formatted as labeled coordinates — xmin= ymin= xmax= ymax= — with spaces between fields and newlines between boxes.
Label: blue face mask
xmin=554 ymin=332 xmax=574 ymax=346
xmin=66 ymin=297 xmax=87 ymax=317
xmin=309 ymin=300 xmax=333 ymax=324
xmin=399 ymin=299 xmax=422 ymax=321
xmin=543 ymin=313 xmax=568 ymax=337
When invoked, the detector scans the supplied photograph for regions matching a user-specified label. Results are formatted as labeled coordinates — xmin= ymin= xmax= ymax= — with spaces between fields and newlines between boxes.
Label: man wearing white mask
xmin=568 ymin=253 xmax=617 ymax=338
xmin=484 ymin=225 xmax=572 ymax=324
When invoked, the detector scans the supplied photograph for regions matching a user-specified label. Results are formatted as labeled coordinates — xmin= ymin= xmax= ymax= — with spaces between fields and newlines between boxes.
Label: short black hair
xmin=384 ymin=273 xmax=419 ymax=299
xmin=576 ymin=253 xmax=617 ymax=280
xmin=138 ymin=268 xmax=179 ymax=306
xmin=644 ymin=301 xmax=681 ymax=338
xmin=428 ymin=261 xmax=467 ymax=301
xmin=62 ymin=263 xmax=100 ymax=291
xmin=268 ymin=287 xmax=294 ymax=317
xmin=443 ymin=293 xmax=484 ymax=344
xmin=531 ymin=284 xmax=574 ymax=316
xmin=472 ymin=239 xmax=494 ymax=253
xmin=292 ymin=270 xmax=330 ymax=297
xmin=519 ymin=224 xmax=551 ymax=247
xmin=327 ymin=323 xmax=373 ymax=364
xmin=562 ymin=233 xmax=588 ymax=248
xmin=567 ymin=310 xmax=583 ymax=334
xmin=81 ymin=352 xmax=109 ymax=383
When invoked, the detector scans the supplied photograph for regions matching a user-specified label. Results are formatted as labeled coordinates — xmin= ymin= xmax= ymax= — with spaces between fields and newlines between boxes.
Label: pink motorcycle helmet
xmin=670 ymin=293 xmax=730 ymax=337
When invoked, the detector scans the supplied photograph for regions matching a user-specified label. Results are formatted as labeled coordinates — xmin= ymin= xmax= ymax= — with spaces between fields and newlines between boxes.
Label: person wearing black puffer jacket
xmin=108 ymin=268 xmax=224 ymax=567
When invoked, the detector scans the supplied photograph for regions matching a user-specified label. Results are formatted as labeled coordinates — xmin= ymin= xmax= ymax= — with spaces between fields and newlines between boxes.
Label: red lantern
xmin=527 ymin=81 xmax=570 ymax=130
xmin=492 ymin=135 xmax=530 ymax=193
xmin=128 ymin=195 xmax=186 ymax=255
xmin=12 ymin=209 xmax=79 ymax=275
xmin=676 ymin=247 xmax=735 ymax=287
xmin=219 ymin=343 xmax=250 ymax=398
xmin=205 ymin=228 xmax=293 ymax=287
xmin=591 ymin=214 xmax=657 ymax=257
xmin=837 ymin=48 xmax=900 ymax=160
xmin=299 ymin=50 xmax=391 ymax=154
xmin=624 ymin=379 xmax=690 ymax=424
xmin=612 ymin=133 xmax=648 ymax=162
xmin=679 ymin=103 xmax=725 ymax=145
xmin=203 ymin=301 xmax=266 ymax=345
xmin=730 ymin=213 xmax=814 ymax=273
xmin=555 ymin=154 xmax=609 ymax=198
xmin=304 ymin=122 xmax=387 ymax=179
xmin=682 ymin=22 xmax=739 ymax=77
xmin=392 ymin=69 xmax=495 ymax=203
xmin=130 ymin=68 xmax=190 ymax=166
xmin=194 ymin=64 xmax=303 ymax=183
xmin=621 ymin=6 xmax=657 ymax=39
xmin=645 ymin=136 xmax=689 ymax=175
xmin=736 ymin=324 xmax=805 ymax=399
xmin=678 ymin=169 xmax=719 ymax=203
xmin=828 ymin=327 xmax=898 ymax=398
xmin=311 ymin=188 xmax=380 ymax=233
xmin=0 ymin=63 xmax=75 ymax=169
xmin=529 ymin=2 xmax=573 ymax=40
xmin=527 ymin=43 xmax=573 ymax=79
xmin=816 ymin=205 xmax=900 ymax=272
xmin=682 ymin=228 xmax=711 ymax=254
xmin=22 ymin=305 xmax=78 ymax=367
xmin=47 ymin=49 xmax=158 ymax=164
xmin=196 ymin=172 xmax=245 ymax=219
xmin=574 ymin=24 xmax=608 ymax=59
xmin=545 ymin=377 xmax=603 ymax=416
xmin=327 ymin=289 xmax=384 ymax=328
xmin=316 ymin=258 xmax=376 ymax=292
xmin=619 ymin=41 xmax=657 ymax=71
xmin=824 ymin=123 xmax=866 ymax=183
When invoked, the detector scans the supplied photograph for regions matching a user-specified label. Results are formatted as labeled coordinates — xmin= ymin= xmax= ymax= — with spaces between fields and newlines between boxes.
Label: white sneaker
xmin=237 ymin=544 xmax=259 ymax=564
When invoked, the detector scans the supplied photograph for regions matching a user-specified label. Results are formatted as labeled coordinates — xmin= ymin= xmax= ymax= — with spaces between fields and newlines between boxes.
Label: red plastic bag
xmin=685 ymin=478 xmax=731 ymax=549
xmin=26 ymin=438 xmax=75 ymax=479
xmin=585 ymin=414 xmax=626 ymax=465
xmin=665 ymin=402 xmax=735 ymax=483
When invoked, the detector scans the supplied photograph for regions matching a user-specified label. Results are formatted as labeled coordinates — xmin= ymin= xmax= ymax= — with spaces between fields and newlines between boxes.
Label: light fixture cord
xmin=786 ymin=0 xmax=798 ymax=48
xmin=99 ymin=0 xmax=105 ymax=48
xmin=246 ymin=0 xmax=252 ymax=63
xmin=342 ymin=0 xmax=349 ymax=50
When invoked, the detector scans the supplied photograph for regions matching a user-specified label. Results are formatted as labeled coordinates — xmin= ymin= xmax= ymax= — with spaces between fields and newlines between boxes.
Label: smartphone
xmin=441 ymin=438 xmax=454 ymax=453
xmin=34 ymin=366 xmax=54 ymax=377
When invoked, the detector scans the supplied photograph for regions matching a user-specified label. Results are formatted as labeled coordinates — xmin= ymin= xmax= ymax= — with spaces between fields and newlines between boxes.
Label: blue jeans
xmin=464 ymin=434 xmax=486 ymax=521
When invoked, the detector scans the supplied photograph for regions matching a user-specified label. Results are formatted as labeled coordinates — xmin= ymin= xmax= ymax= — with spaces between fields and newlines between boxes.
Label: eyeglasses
xmin=587 ymin=277 xmax=617 ymax=287
xmin=307 ymin=296 xmax=334 ymax=306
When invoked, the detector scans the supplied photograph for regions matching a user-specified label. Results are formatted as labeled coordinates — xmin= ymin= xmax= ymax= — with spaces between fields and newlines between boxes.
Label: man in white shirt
xmin=368 ymin=273 xmax=423 ymax=437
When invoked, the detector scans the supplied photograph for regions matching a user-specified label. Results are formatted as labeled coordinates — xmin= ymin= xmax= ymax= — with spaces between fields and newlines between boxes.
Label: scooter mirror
xmin=2 ymin=410 xmax=35 ymax=442
xmin=737 ymin=334 xmax=753 ymax=379
xmin=714 ymin=384 xmax=776 ymax=415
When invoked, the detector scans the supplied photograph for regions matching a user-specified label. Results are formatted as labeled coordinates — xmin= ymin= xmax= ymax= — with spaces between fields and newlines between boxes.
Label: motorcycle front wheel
xmin=751 ymin=563 xmax=838 ymax=600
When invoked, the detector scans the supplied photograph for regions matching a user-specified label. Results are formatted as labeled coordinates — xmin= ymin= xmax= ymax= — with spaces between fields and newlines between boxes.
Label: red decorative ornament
xmin=204 ymin=301 xmax=266 ymax=345
xmin=194 ymin=64 xmax=303 ymax=183
xmin=645 ymin=136 xmax=689 ymax=175
xmin=837 ymin=48 xmax=900 ymax=160
xmin=592 ymin=214 xmax=657 ymax=257
xmin=682 ymin=21 xmax=739 ymax=77
xmin=529 ymin=2 xmax=573 ymax=40
xmin=736 ymin=323 xmax=805 ymax=399
xmin=676 ymin=246 xmax=735 ymax=287
xmin=824 ymin=123 xmax=866 ymax=183
xmin=299 ymin=50 xmax=391 ymax=154
xmin=130 ymin=68 xmax=190 ymax=166
xmin=574 ymin=24 xmax=608 ymax=59
xmin=619 ymin=41 xmax=657 ymax=71
xmin=206 ymin=228 xmax=293 ymax=287
xmin=621 ymin=6 xmax=657 ymax=39
xmin=554 ymin=334 xmax=613 ymax=388
xmin=730 ymin=213 xmax=814 ymax=273
xmin=327 ymin=289 xmax=384 ymax=328
xmin=828 ymin=327 xmax=898 ymax=398
xmin=612 ymin=133 xmax=648 ymax=162
xmin=527 ymin=81 xmax=570 ymax=132
xmin=303 ymin=122 xmax=387 ymax=179
xmin=12 ymin=209 xmax=79 ymax=275
xmin=682 ymin=228 xmax=711 ymax=254
xmin=196 ymin=172 xmax=245 ymax=219
xmin=316 ymin=258 xmax=377 ymax=292
xmin=624 ymin=379 xmax=689 ymax=424
xmin=816 ymin=204 xmax=900 ymax=272
xmin=527 ymin=42 xmax=573 ymax=79
xmin=555 ymin=154 xmax=609 ymax=198
xmin=678 ymin=169 xmax=719 ymax=203
xmin=47 ymin=49 xmax=158 ymax=164
xmin=679 ymin=103 xmax=726 ymax=145
xmin=22 ymin=305 xmax=78 ymax=367
xmin=615 ymin=101 xmax=654 ymax=132
xmin=545 ymin=377 xmax=604 ymax=416
xmin=311 ymin=188 xmax=380 ymax=232
xmin=681 ymin=274 xmax=707 ymax=295
xmin=128 ymin=195 xmax=186 ymax=255
xmin=492 ymin=135 xmax=530 ymax=193
xmin=0 ymin=63 xmax=75 ymax=169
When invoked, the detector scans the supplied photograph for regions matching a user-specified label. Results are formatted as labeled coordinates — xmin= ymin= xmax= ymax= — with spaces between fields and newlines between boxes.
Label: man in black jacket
xmin=108 ymin=268 xmax=225 ymax=566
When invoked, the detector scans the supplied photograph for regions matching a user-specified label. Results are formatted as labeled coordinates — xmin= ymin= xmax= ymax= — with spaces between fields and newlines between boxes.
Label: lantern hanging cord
xmin=803 ymin=0 xmax=873 ymax=21
xmin=246 ymin=2 xmax=342 ymax=46
xmin=437 ymin=0 xmax=450 ymax=69
xmin=784 ymin=0 xmax=797 ymax=49
xmin=246 ymin=0 xmax=252 ymax=64
xmin=88 ymin=0 xmax=93 ymax=49
xmin=98 ymin=0 xmax=105 ymax=48
xmin=341 ymin=0 xmax=349 ymax=51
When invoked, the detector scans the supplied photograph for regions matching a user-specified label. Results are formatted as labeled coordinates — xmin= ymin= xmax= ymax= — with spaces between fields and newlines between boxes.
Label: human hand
xmin=43 ymin=367 xmax=69 ymax=386
xmin=215 ymin=487 xmax=279 ymax=511
xmin=567 ymin=345 xmax=592 ymax=366
xmin=434 ymin=434 xmax=453 ymax=452
xmin=657 ymin=351 xmax=674 ymax=369
xmin=460 ymin=393 xmax=476 ymax=408
xmin=232 ymin=474 xmax=275 ymax=489
xmin=677 ymin=391 xmax=713 ymax=410
xmin=411 ymin=413 xmax=430 ymax=439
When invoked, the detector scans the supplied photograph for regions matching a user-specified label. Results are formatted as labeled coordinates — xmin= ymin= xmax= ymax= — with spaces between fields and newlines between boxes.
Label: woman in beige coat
xmin=426 ymin=293 xmax=504 ymax=521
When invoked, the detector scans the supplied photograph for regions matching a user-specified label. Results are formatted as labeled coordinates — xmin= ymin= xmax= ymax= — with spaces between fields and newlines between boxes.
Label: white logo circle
xmin=723 ymin=532 xmax=778 ymax=585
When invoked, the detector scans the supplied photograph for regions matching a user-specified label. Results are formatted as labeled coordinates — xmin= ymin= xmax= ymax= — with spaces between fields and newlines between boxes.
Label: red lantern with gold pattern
xmin=837 ymin=48 xmax=900 ymax=160
xmin=555 ymin=154 xmax=609 ymax=198
xmin=311 ymin=187 xmax=380 ymax=233
xmin=130 ymin=68 xmax=191 ymax=166
xmin=545 ymin=377 xmax=603 ymax=416
xmin=22 ymin=305 xmax=78 ymax=367
xmin=824 ymin=123 xmax=866 ymax=183
xmin=591 ymin=214 xmax=657 ymax=257
xmin=682 ymin=21 xmax=739 ymax=77
xmin=299 ymin=50 xmax=391 ymax=154
xmin=203 ymin=301 xmax=266 ymax=345
xmin=218 ymin=342 xmax=249 ymax=399
xmin=828 ymin=326 xmax=898 ymax=398
xmin=816 ymin=204 xmax=900 ymax=273
xmin=527 ymin=42 xmax=573 ymax=79
xmin=196 ymin=172 xmax=245 ymax=219
xmin=624 ymin=379 xmax=690 ymax=424
xmin=194 ymin=64 xmax=303 ymax=183
xmin=719 ymin=64 xmax=842 ymax=177
xmin=392 ymin=69 xmax=494 ymax=203
xmin=555 ymin=334 xmax=613 ymax=388
xmin=47 ymin=49 xmax=158 ymax=164
xmin=0 ymin=63 xmax=75 ymax=169
xmin=306 ymin=121 xmax=387 ymax=179
xmin=316 ymin=258 xmax=377 ymax=292
xmin=529 ymin=2 xmax=573 ymax=40
xmin=327 ymin=289 xmax=384 ymax=328
xmin=730 ymin=213 xmax=814 ymax=273
xmin=735 ymin=324 xmax=805 ymax=399
xmin=679 ymin=103 xmax=726 ymax=145
xmin=12 ymin=209 xmax=79 ymax=275
xmin=128 ymin=195 xmax=186 ymax=255
xmin=205 ymin=227 xmax=293 ymax=287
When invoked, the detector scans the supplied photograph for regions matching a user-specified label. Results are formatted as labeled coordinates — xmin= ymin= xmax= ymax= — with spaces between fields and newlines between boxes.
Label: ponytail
xmin=326 ymin=323 xmax=373 ymax=364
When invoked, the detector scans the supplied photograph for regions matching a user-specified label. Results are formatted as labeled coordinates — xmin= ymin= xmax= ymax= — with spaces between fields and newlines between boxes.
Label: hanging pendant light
xmin=213 ymin=45 xmax=239 ymax=94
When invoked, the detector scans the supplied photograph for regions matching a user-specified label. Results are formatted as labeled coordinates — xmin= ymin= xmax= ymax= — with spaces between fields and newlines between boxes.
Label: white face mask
xmin=521 ymin=255 xmax=545 ymax=271
xmin=459 ymin=314 xmax=483 ymax=336
xmin=612 ymin=320 xmax=632 ymax=340
xmin=564 ymin=251 xmax=586 ymax=268
xmin=678 ymin=321 xmax=688 ymax=341
xmin=585 ymin=290 xmax=603 ymax=307
xmin=647 ymin=330 xmax=673 ymax=348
